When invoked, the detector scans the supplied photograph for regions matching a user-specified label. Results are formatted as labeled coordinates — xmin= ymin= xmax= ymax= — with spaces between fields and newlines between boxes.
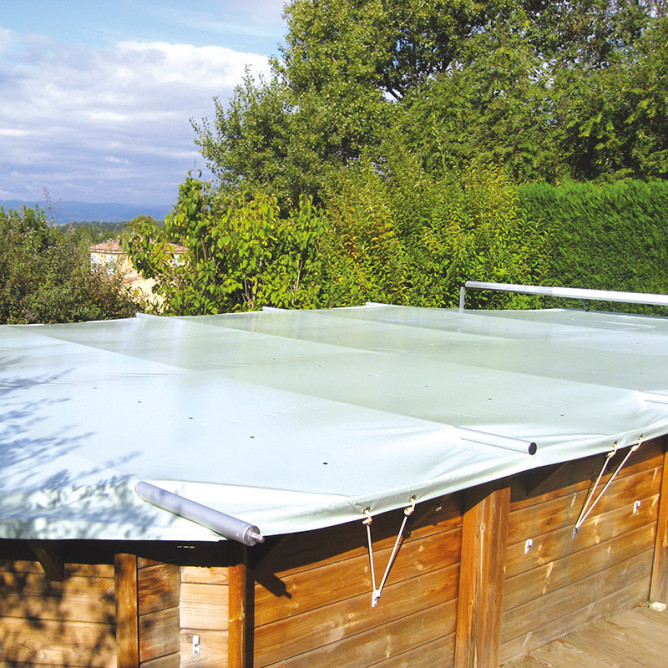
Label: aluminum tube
xmin=135 ymin=481 xmax=264 ymax=545
xmin=641 ymin=392 xmax=668 ymax=406
xmin=463 ymin=281 xmax=668 ymax=307
xmin=457 ymin=427 xmax=537 ymax=455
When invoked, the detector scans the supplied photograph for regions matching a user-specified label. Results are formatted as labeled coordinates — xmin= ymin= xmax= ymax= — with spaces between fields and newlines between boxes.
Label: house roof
xmin=88 ymin=240 xmax=187 ymax=254
xmin=2 ymin=304 xmax=668 ymax=543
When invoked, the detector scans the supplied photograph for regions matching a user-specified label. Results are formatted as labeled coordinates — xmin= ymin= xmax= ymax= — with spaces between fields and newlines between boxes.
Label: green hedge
xmin=517 ymin=180 xmax=668 ymax=312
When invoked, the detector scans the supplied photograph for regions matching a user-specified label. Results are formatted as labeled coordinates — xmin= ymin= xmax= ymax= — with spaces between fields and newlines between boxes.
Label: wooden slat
xmin=180 ymin=582 xmax=229 ymax=631
xmin=593 ymin=613 xmax=668 ymax=664
xmin=455 ymin=482 xmax=511 ymax=668
xmin=255 ymin=494 xmax=462 ymax=577
xmin=115 ymin=553 xmax=140 ymax=668
xmin=503 ymin=656 xmax=550 ymax=668
xmin=508 ymin=466 xmax=662 ymax=545
xmin=500 ymin=577 xmax=649 ymax=662
xmin=263 ymin=600 xmax=457 ymax=668
xmin=506 ymin=493 xmax=659 ymax=579
xmin=254 ymin=525 xmax=461 ymax=626
xmin=0 ymin=573 xmax=116 ymax=623
xmin=181 ymin=565 xmax=229 ymax=585
xmin=504 ymin=523 xmax=656 ymax=611
xmin=650 ymin=441 xmax=668 ymax=603
xmin=0 ymin=617 xmax=116 ymax=667
xmin=179 ymin=629 xmax=229 ymax=667
xmin=510 ymin=440 xmax=664 ymax=510
xmin=0 ymin=560 xmax=113 ymax=577
xmin=374 ymin=632 xmax=456 ymax=668
xmin=512 ymin=638 xmax=612 ymax=668
xmin=502 ymin=553 xmax=652 ymax=648
xmin=563 ymin=619 xmax=653 ymax=668
xmin=141 ymin=653 xmax=181 ymax=668
xmin=139 ymin=607 xmax=180 ymax=662
xmin=254 ymin=562 xmax=459 ymax=666
xmin=137 ymin=563 xmax=180 ymax=616
xmin=228 ymin=549 xmax=248 ymax=668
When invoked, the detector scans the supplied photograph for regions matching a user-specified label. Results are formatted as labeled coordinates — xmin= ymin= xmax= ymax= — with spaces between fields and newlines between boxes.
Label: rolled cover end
xmin=135 ymin=481 xmax=264 ymax=545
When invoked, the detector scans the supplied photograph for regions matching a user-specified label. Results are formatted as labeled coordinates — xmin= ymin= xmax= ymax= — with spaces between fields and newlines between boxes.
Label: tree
xmin=0 ymin=206 xmax=143 ymax=324
xmin=195 ymin=0 xmax=664 ymax=195
xmin=125 ymin=174 xmax=330 ymax=314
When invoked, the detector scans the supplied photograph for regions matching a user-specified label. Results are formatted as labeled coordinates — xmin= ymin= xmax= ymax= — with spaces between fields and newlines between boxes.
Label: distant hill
xmin=0 ymin=200 xmax=172 ymax=225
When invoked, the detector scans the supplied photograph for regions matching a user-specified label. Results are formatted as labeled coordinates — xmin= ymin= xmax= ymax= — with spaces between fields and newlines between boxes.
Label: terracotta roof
xmin=88 ymin=240 xmax=187 ymax=253
xmin=89 ymin=240 xmax=123 ymax=253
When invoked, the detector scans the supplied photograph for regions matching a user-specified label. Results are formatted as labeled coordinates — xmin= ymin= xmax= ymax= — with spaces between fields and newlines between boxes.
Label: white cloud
xmin=0 ymin=30 xmax=271 ymax=204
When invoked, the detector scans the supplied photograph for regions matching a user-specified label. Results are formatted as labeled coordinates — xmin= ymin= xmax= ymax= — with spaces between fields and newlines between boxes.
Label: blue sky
xmin=0 ymin=1 xmax=287 ymax=206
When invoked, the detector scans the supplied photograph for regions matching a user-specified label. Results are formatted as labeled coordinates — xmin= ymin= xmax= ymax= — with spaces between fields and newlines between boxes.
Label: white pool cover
xmin=1 ymin=304 xmax=668 ymax=542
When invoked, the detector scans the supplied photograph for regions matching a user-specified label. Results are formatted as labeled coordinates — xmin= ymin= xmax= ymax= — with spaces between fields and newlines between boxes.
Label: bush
xmin=0 ymin=206 xmax=143 ymax=324
xmin=518 ymin=180 xmax=668 ymax=312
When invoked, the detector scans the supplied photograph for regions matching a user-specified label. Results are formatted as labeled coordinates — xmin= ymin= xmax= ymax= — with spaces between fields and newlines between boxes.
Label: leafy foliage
xmin=518 ymin=180 xmax=668 ymax=309
xmin=127 ymin=162 xmax=549 ymax=314
xmin=0 ymin=206 xmax=143 ymax=324
xmin=195 ymin=0 xmax=665 ymax=200
xmin=125 ymin=174 xmax=329 ymax=313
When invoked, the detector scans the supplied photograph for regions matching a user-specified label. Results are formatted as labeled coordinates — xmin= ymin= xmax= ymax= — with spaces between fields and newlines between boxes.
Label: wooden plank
xmin=503 ymin=550 xmax=653 ymax=643
xmin=510 ymin=441 xmax=664 ymax=510
xmin=527 ymin=638 xmax=612 ymax=668
xmin=141 ymin=653 xmax=181 ymax=668
xmin=506 ymin=493 xmax=659 ymax=579
xmin=228 ymin=548 xmax=248 ymax=668
xmin=181 ymin=565 xmax=229 ymax=585
xmin=263 ymin=600 xmax=457 ymax=667
xmin=504 ymin=523 xmax=657 ymax=611
xmin=641 ymin=605 xmax=668 ymax=628
xmin=563 ymin=619 xmax=652 ymax=668
xmin=254 ymin=525 xmax=461 ymax=626
xmin=0 ymin=559 xmax=113 ymax=577
xmin=28 ymin=540 xmax=65 ymax=581
xmin=254 ymin=562 xmax=459 ymax=666
xmin=0 ymin=573 xmax=116 ymax=624
xmin=592 ymin=615 xmax=668 ymax=665
xmin=137 ymin=562 xmax=180 ymax=616
xmin=180 ymin=582 xmax=229 ymax=631
xmin=139 ymin=607 xmax=180 ymax=662
xmin=374 ymin=632 xmax=456 ymax=668
xmin=179 ymin=629 xmax=229 ymax=667
xmin=502 ymin=656 xmax=554 ymax=668
xmin=650 ymin=441 xmax=668 ymax=603
xmin=508 ymin=466 xmax=662 ymax=545
xmin=455 ymin=482 xmax=510 ymax=668
xmin=255 ymin=494 xmax=462 ymax=577
xmin=115 ymin=553 xmax=140 ymax=668
xmin=0 ymin=617 xmax=116 ymax=667
xmin=500 ymin=577 xmax=649 ymax=662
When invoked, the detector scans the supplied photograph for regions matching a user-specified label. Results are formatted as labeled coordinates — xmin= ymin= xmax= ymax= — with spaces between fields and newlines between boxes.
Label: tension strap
xmin=573 ymin=440 xmax=642 ymax=538
xmin=363 ymin=497 xmax=416 ymax=608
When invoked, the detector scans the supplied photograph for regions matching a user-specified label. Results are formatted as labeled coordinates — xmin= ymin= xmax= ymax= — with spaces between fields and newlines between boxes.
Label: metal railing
xmin=459 ymin=281 xmax=668 ymax=311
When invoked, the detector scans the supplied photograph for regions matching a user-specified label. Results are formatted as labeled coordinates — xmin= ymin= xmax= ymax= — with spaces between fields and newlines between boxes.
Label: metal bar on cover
xmin=456 ymin=427 xmax=537 ymax=455
xmin=135 ymin=481 xmax=264 ymax=546
xmin=459 ymin=281 xmax=668 ymax=311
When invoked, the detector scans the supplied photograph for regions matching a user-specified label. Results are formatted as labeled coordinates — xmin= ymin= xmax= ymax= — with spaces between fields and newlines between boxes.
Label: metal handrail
xmin=459 ymin=281 xmax=668 ymax=311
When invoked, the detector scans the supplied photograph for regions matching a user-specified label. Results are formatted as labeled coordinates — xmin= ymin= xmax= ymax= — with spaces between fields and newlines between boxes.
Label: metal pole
xmin=135 ymin=481 xmax=264 ymax=546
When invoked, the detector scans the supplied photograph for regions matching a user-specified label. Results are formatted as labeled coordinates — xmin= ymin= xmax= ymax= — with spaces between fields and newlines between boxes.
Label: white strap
xmin=573 ymin=441 xmax=641 ymax=538
xmin=363 ymin=497 xmax=416 ymax=607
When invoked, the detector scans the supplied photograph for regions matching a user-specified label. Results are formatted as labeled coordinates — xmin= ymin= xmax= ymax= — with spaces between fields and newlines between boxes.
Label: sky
xmin=0 ymin=1 xmax=287 ymax=206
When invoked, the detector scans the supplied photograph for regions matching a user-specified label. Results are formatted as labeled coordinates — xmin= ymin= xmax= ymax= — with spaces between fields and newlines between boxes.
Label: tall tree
xmin=195 ymin=0 xmax=664 ymax=199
